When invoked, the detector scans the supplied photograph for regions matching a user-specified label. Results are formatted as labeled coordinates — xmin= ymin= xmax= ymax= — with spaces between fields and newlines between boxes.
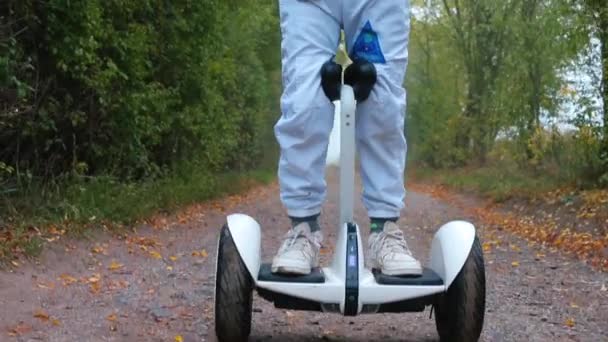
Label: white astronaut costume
xmin=275 ymin=0 xmax=411 ymax=219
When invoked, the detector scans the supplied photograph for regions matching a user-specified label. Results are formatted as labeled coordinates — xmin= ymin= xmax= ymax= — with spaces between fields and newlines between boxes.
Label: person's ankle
xmin=289 ymin=213 xmax=321 ymax=232
xmin=370 ymin=217 xmax=398 ymax=233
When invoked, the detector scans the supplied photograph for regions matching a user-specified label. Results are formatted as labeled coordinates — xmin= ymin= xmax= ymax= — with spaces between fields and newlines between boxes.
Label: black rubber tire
xmin=214 ymin=225 xmax=254 ymax=342
xmin=434 ymin=237 xmax=486 ymax=342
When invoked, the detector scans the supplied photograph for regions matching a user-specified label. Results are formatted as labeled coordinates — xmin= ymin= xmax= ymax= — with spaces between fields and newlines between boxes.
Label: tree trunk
xmin=599 ymin=5 xmax=608 ymax=162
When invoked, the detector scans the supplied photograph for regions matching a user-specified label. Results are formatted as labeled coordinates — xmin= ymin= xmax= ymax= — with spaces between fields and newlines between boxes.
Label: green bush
xmin=1 ymin=0 xmax=280 ymax=183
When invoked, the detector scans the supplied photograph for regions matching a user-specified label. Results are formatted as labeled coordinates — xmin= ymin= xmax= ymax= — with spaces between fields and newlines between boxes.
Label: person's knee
xmin=275 ymin=100 xmax=334 ymax=147
xmin=357 ymin=96 xmax=404 ymax=142
xmin=356 ymin=63 xmax=406 ymax=138
xmin=282 ymin=57 xmax=332 ymax=109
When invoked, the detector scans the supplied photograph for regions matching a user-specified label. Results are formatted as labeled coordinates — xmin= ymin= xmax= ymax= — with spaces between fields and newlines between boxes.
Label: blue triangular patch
xmin=351 ymin=21 xmax=386 ymax=64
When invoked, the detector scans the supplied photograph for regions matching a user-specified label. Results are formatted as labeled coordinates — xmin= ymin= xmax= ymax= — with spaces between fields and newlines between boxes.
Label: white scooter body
xmin=221 ymin=85 xmax=477 ymax=316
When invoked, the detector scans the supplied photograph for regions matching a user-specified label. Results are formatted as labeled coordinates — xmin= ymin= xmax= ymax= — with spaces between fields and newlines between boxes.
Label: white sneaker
xmin=271 ymin=222 xmax=323 ymax=275
xmin=368 ymin=221 xmax=423 ymax=276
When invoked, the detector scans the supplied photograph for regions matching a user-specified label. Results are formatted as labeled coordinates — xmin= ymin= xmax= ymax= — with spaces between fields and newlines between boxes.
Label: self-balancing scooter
xmin=214 ymin=59 xmax=486 ymax=342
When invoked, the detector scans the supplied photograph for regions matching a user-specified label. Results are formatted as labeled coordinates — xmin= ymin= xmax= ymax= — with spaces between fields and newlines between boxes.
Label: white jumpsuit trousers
xmin=275 ymin=0 xmax=410 ymax=219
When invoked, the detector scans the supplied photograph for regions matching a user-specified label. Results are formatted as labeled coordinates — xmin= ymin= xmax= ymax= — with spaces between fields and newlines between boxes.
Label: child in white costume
xmin=272 ymin=0 xmax=422 ymax=276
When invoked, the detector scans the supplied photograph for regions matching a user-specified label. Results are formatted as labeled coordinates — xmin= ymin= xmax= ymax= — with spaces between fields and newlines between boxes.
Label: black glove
xmin=344 ymin=58 xmax=377 ymax=102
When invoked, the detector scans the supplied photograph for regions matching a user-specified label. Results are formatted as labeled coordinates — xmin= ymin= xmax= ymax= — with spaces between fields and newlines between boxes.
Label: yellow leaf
xmin=51 ymin=319 xmax=61 ymax=326
xmin=570 ymin=302 xmax=579 ymax=308
xmin=482 ymin=243 xmax=492 ymax=253
xmin=166 ymin=266 xmax=173 ymax=271
xmin=149 ymin=251 xmax=162 ymax=259
xmin=175 ymin=335 xmax=184 ymax=342
xmin=90 ymin=281 xmax=101 ymax=294
xmin=91 ymin=246 xmax=105 ymax=254
xmin=59 ymin=274 xmax=77 ymax=286
xmin=108 ymin=261 xmax=124 ymax=271
xmin=106 ymin=314 xmax=117 ymax=322
xmin=88 ymin=274 xmax=101 ymax=283
xmin=34 ymin=309 xmax=50 ymax=321
xmin=169 ymin=255 xmax=178 ymax=262
xmin=511 ymin=261 xmax=520 ymax=267
xmin=565 ymin=317 xmax=575 ymax=327
xmin=193 ymin=249 xmax=208 ymax=257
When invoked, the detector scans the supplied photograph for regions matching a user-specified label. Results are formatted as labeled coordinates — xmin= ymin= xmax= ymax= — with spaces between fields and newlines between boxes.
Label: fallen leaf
xmin=51 ymin=319 xmax=61 ymax=326
xmin=106 ymin=314 xmax=117 ymax=322
xmin=192 ymin=249 xmax=208 ymax=258
xmin=510 ymin=244 xmax=521 ymax=252
xmin=511 ymin=261 xmax=520 ymax=267
xmin=37 ymin=281 xmax=55 ymax=289
xmin=175 ymin=335 xmax=184 ymax=342
xmin=107 ymin=280 xmax=129 ymax=291
xmin=169 ymin=255 xmax=178 ymax=262
xmin=166 ymin=266 xmax=173 ymax=271
xmin=88 ymin=274 xmax=101 ymax=283
xmin=11 ymin=260 xmax=19 ymax=267
xmin=91 ymin=246 xmax=105 ymax=254
xmin=565 ymin=317 xmax=575 ymax=328
xmin=34 ymin=309 xmax=50 ymax=321
xmin=149 ymin=251 xmax=162 ymax=259
xmin=59 ymin=274 xmax=78 ymax=286
xmin=90 ymin=281 xmax=101 ymax=294
xmin=130 ymin=236 xmax=161 ymax=247
xmin=7 ymin=322 xmax=32 ymax=336
xmin=570 ymin=302 xmax=579 ymax=308
xmin=48 ymin=226 xmax=65 ymax=235
xmin=108 ymin=261 xmax=124 ymax=271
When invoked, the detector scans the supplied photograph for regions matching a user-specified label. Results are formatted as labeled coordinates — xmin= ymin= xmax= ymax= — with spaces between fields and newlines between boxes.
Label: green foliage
xmin=407 ymin=0 xmax=607 ymax=187
xmin=0 ymin=1 xmax=281 ymax=259
xmin=407 ymin=15 xmax=467 ymax=167
xmin=1 ymin=0 xmax=280 ymax=182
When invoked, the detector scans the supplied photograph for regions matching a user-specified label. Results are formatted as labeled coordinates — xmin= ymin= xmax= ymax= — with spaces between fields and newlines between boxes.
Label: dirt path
xmin=1 ymin=169 xmax=607 ymax=341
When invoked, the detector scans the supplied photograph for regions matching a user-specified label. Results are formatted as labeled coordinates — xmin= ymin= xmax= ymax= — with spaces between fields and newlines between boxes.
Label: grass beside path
xmin=409 ymin=165 xmax=563 ymax=202
xmin=0 ymin=167 xmax=276 ymax=262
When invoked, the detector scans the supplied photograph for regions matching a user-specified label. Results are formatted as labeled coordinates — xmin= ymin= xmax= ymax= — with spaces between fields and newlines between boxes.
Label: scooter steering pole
xmin=339 ymin=85 xmax=357 ymax=227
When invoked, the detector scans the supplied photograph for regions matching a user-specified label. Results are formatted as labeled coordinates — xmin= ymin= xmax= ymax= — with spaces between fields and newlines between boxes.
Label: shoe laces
xmin=373 ymin=228 xmax=412 ymax=259
xmin=278 ymin=224 xmax=321 ymax=258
